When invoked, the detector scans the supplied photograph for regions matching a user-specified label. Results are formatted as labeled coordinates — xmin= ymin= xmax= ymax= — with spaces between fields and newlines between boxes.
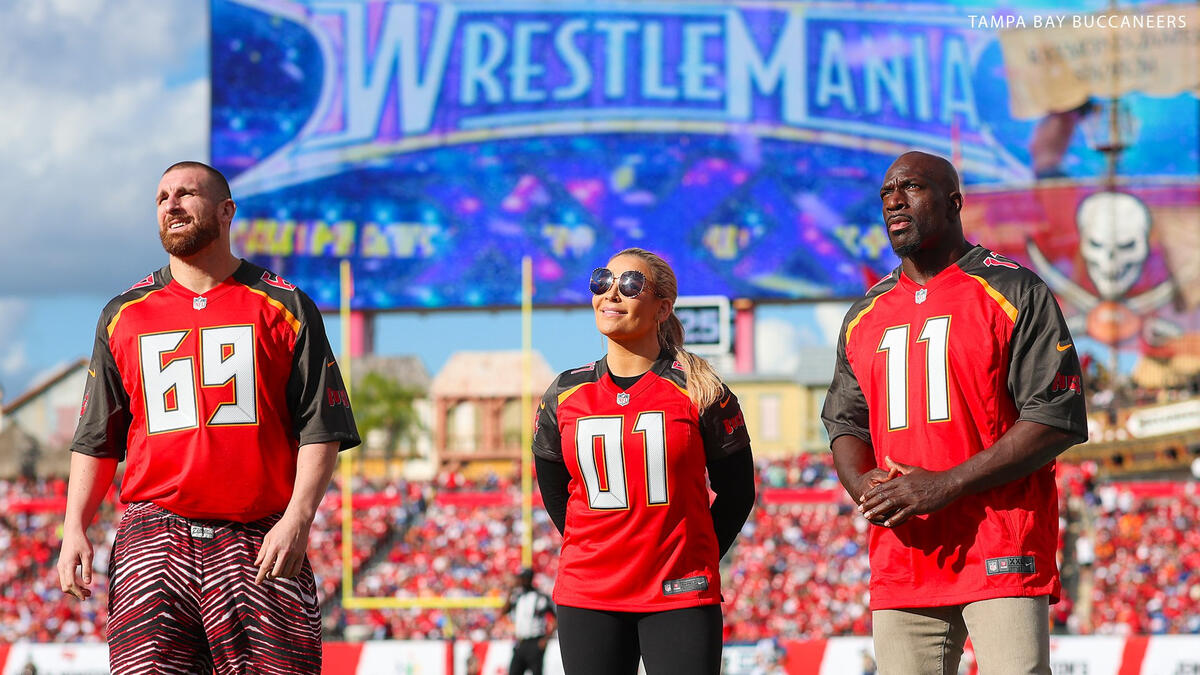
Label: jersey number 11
xmin=877 ymin=316 xmax=951 ymax=431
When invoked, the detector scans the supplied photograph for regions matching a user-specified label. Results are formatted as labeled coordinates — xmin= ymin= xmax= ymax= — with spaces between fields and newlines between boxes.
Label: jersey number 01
xmin=139 ymin=325 xmax=258 ymax=434
xmin=877 ymin=316 xmax=951 ymax=431
xmin=575 ymin=412 xmax=668 ymax=510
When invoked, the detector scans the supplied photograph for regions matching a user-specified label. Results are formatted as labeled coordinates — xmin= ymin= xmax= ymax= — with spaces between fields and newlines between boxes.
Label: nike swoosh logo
xmin=1057 ymin=342 xmax=1073 ymax=352
xmin=719 ymin=396 xmax=731 ymax=408
xmin=88 ymin=369 xmax=96 ymax=377
xmin=327 ymin=360 xmax=337 ymax=368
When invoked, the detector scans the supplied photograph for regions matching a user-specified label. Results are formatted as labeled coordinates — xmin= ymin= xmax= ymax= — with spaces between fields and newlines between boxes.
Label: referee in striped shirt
xmin=503 ymin=568 xmax=556 ymax=675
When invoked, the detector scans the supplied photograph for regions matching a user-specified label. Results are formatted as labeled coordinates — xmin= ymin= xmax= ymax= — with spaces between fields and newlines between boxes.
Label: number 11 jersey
xmin=533 ymin=355 xmax=750 ymax=611
xmin=822 ymin=245 xmax=1087 ymax=610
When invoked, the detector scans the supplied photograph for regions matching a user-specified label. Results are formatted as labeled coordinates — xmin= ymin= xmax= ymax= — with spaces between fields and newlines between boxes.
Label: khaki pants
xmin=872 ymin=596 xmax=1050 ymax=675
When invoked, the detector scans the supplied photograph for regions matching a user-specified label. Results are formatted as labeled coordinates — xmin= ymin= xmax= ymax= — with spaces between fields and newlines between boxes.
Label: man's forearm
xmin=859 ymin=420 xmax=1083 ymax=527
xmin=944 ymin=420 xmax=1081 ymax=498
xmin=284 ymin=442 xmax=340 ymax=523
xmin=64 ymin=452 xmax=119 ymax=530
xmin=831 ymin=434 xmax=882 ymax=503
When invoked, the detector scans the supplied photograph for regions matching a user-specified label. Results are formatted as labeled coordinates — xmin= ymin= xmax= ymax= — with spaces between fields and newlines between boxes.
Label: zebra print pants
xmin=107 ymin=502 xmax=323 ymax=674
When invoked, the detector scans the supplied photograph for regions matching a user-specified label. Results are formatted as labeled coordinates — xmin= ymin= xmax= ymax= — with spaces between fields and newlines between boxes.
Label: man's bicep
xmin=288 ymin=295 xmax=360 ymax=450
xmin=821 ymin=345 xmax=871 ymax=444
xmin=72 ymin=316 xmax=131 ymax=460
xmin=1008 ymin=284 xmax=1087 ymax=440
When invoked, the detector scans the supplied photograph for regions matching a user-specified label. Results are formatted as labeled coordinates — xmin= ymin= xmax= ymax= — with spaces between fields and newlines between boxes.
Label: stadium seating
xmin=2 ymin=456 xmax=1197 ymax=644
xmin=0 ymin=477 xmax=111 ymax=643
xmin=723 ymin=501 xmax=872 ymax=640
xmin=1087 ymin=483 xmax=1200 ymax=634
xmin=308 ymin=476 xmax=423 ymax=607
xmin=0 ymin=476 xmax=400 ymax=643
xmin=340 ymin=487 xmax=561 ymax=641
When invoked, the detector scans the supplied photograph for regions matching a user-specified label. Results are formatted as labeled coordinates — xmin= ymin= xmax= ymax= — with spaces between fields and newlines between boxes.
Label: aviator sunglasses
xmin=589 ymin=267 xmax=664 ymax=298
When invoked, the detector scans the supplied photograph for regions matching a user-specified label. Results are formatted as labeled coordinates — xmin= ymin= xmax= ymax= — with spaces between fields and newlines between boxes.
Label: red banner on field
xmin=760 ymin=487 xmax=846 ymax=505
xmin=4 ymin=636 xmax=1195 ymax=674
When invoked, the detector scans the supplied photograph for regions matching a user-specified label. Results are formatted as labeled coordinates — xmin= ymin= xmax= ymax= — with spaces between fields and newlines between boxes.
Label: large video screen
xmin=212 ymin=1 xmax=1198 ymax=311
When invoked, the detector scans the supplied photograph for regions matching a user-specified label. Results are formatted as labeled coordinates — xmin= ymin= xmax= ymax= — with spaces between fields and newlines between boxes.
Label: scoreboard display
xmin=675 ymin=296 xmax=731 ymax=355
xmin=211 ymin=0 xmax=1199 ymax=315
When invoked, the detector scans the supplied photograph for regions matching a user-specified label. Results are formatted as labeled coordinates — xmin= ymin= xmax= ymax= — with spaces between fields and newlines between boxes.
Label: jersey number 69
xmin=139 ymin=325 xmax=258 ymax=434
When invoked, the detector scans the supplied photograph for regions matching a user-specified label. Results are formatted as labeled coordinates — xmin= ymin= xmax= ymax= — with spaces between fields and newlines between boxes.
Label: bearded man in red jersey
xmin=57 ymin=161 xmax=360 ymax=674
xmin=822 ymin=152 xmax=1087 ymax=674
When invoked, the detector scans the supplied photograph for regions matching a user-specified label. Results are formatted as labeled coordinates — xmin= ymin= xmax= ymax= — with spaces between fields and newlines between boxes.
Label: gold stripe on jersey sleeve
xmin=966 ymin=274 xmax=1019 ymax=323
xmin=106 ymin=289 xmax=163 ymax=337
xmin=845 ymin=294 xmax=883 ymax=343
xmin=557 ymin=382 xmax=589 ymax=406
xmin=245 ymin=287 xmax=302 ymax=334
xmin=666 ymin=379 xmax=690 ymax=399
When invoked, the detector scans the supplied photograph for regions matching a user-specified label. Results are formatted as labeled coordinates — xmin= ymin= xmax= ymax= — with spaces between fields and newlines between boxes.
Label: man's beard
xmin=889 ymin=223 xmax=925 ymax=258
xmin=892 ymin=239 xmax=922 ymax=258
xmin=160 ymin=216 xmax=220 ymax=257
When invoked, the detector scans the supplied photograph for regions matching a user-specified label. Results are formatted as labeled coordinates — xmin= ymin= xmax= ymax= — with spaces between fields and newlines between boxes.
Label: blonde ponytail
xmin=661 ymin=314 xmax=725 ymax=412
xmin=613 ymin=248 xmax=726 ymax=411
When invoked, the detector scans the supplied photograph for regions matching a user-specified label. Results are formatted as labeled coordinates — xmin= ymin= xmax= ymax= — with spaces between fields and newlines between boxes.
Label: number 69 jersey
xmin=533 ymin=355 xmax=750 ymax=612
xmin=72 ymin=261 xmax=360 ymax=523
xmin=821 ymin=245 xmax=1087 ymax=610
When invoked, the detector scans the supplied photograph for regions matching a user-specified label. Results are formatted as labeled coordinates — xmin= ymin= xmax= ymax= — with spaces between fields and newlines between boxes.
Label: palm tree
xmin=353 ymin=371 xmax=424 ymax=462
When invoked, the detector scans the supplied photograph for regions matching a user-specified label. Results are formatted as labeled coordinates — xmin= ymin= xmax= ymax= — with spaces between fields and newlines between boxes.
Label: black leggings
xmin=556 ymin=604 xmax=722 ymax=675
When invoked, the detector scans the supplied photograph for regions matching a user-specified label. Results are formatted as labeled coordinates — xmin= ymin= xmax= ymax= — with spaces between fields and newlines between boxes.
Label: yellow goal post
xmin=336 ymin=258 xmax=535 ymax=610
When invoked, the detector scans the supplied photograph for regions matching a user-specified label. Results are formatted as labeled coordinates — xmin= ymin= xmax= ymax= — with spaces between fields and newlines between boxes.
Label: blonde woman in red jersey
xmin=533 ymin=248 xmax=756 ymax=675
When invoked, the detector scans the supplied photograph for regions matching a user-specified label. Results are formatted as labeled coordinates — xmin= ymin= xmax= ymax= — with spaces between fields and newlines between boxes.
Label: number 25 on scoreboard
xmin=139 ymin=325 xmax=258 ymax=434
xmin=877 ymin=316 xmax=951 ymax=431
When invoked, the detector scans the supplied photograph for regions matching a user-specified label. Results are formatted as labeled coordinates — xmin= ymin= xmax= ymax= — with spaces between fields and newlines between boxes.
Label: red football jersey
xmin=533 ymin=355 xmax=750 ymax=611
xmin=822 ymin=246 xmax=1087 ymax=610
xmin=72 ymin=261 xmax=359 ymax=522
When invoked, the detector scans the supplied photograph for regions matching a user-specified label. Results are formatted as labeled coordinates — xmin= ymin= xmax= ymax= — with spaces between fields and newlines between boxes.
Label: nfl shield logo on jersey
xmin=193 ymin=296 xmax=208 ymax=310
xmin=915 ymin=288 xmax=928 ymax=304
xmin=616 ymin=392 xmax=630 ymax=406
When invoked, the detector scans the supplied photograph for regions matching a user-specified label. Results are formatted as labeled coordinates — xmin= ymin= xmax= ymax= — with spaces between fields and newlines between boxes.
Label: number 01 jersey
xmin=72 ymin=261 xmax=360 ymax=522
xmin=822 ymin=245 xmax=1088 ymax=610
xmin=533 ymin=355 xmax=750 ymax=611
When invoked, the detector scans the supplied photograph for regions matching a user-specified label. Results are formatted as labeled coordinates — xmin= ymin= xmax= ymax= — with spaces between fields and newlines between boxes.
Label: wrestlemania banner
xmin=212 ymin=0 xmax=1199 ymax=321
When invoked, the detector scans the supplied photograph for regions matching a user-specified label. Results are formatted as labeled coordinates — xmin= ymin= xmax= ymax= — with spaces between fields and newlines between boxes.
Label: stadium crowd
xmin=1 ymin=455 xmax=1198 ymax=643
xmin=723 ymin=502 xmax=871 ymax=640
xmin=1087 ymin=484 xmax=1200 ymax=634
xmin=0 ymin=476 xmax=112 ymax=644
xmin=307 ymin=476 xmax=425 ymax=606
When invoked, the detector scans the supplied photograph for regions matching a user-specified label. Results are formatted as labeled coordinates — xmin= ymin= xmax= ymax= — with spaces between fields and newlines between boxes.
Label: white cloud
xmin=0 ymin=0 xmax=208 ymax=295
xmin=25 ymin=359 xmax=74 ymax=391
xmin=814 ymin=302 xmax=853 ymax=345
xmin=2 ymin=344 xmax=30 ymax=381
xmin=43 ymin=0 xmax=106 ymax=23
xmin=755 ymin=318 xmax=800 ymax=374
xmin=0 ymin=298 xmax=30 ymax=344
xmin=0 ymin=298 xmax=31 ymax=399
